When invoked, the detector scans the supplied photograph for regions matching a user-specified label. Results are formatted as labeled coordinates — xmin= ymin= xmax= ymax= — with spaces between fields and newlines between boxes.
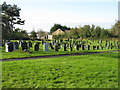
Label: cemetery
xmin=2 ymin=39 xmax=120 ymax=59
xmin=1 ymin=1 xmax=120 ymax=89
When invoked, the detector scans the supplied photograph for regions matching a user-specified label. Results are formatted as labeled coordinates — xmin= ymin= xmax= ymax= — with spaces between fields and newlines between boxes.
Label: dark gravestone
xmin=28 ymin=42 xmax=32 ymax=47
xmin=54 ymin=43 xmax=59 ymax=51
xmin=58 ymin=43 xmax=61 ymax=49
xmin=87 ymin=45 xmax=90 ymax=50
xmin=76 ymin=44 xmax=79 ymax=50
xmin=13 ymin=42 xmax=19 ymax=50
xmin=34 ymin=42 xmax=39 ymax=51
xmin=69 ymin=43 xmax=73 ymax=51
xmin=92 ymin=46 xmax=96 ymax=50
xmin=63 ymin=43 xmax=67 ymax=51
xmin=100 ymin=45 xmax=103 ymax=50
xmin=21 ymin=41 xmax=28 ymax=51
xmin=81 ymin=44 xmax=85 ymax=50
xmin=42 ymin=40 xmax=44 ymax=45
xmin=5 ymin=42 xmax=14 ymax=52
xmin=96 ymin=45 xmax=99 ymax=50
xmin=49 ymin=43 xmax=54 ymax=49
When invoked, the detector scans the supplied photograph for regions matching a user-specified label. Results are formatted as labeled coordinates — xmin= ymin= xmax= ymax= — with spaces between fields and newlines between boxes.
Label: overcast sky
xmin=1 ymin=0 xmax=119 ymax=32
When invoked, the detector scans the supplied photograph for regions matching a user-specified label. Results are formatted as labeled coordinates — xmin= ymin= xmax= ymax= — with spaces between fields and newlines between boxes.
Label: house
xmin=52 ymin=28 xmax=70 ymax=35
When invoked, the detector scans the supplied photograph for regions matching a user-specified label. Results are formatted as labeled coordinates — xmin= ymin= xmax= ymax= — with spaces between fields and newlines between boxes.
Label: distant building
xmin=52 ymin=28 xmax=70 ymax=35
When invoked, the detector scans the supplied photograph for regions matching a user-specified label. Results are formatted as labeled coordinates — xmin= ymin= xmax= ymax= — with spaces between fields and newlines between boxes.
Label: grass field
xmin=2 ymin=52 xmax=119 ymax=88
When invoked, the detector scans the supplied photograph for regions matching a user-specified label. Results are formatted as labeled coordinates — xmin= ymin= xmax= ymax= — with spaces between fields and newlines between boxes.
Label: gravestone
xmin=42 ymin=40 xmax=44 ymax=45
xmin=81 ymin=44 xmax=85 ymax=50
xmin=43 ymin=42 xmax=49 ymax=51
xmin=57 ymin=43 xmax=61 ymax=49
xmin=87 ymin=45 xmax=90 ymax=50
xmin=5 ymin=42 xmax=14 ymax=52
xmin=75 ymin=44 xmax=79 ymax=50
xmin=92 ymin=46 xmax=96 ymax=50
xmin=13 ymin=42 xmax=19 ymax=50
xmin=34 ymin=42 xmax=39 ymax=51
xmin=63 ymin=43 xmax=67 ymax=51
xmin=69 ymin=43 xmax=73 ymax=51
xmin=49 ymin=43 xmax=54 ymax=49
xmin=21 ymin=41 xmax=28 ymax=51
xmin=96 ymin=45 xmax=99 ymax=50
xmin=54 ymin=43 xmax=59 ymax=51
xmin=28 ymin=41 xmax=32 ymax=47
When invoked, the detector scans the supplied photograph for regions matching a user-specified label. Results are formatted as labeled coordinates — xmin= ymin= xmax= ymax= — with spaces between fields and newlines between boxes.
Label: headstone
xmin=28 ymin=41 xmax=32 ymax=47
xmin=69 ymin=43 xmax=73 ymax=51
xmin=21 ymin=41 xmax=28 ymax=51
xmin=43 ymin=42 xmax=49 ymax=51
xmin=49 ymin=43 xmax=54 ymax=49
xmin=58 ymin=43 xmax=61 ymax=49
xmin=5 ymin=42 xmax=14 ymax=52
xmin=54 ymin=43 xmax=59 ymax=51
xmin=81 ymin=44 xmax=85 ymax=50
xmin=87 ymin=45 xmax=90 ymax=50
xmin=76 ymin=44 xmax=79 ymax=50
xmin=96 ymin=45 xmax=99 ymax=50
xmin=34 ymin=42 xmax=39 ymax=51
xmin=42 ymin=40 xmax=44 ymax=45
xmin=13 ymin=42 xmax=19 ymax=50
xmin=63 ymin=43 xmax=67 ymax=51
xmin=92 ymin=46 xmax=96 ymax=50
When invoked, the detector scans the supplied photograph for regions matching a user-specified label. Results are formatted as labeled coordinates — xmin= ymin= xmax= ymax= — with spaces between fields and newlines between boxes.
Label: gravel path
xmin=2 ymin=50 xmax=120 ymax=62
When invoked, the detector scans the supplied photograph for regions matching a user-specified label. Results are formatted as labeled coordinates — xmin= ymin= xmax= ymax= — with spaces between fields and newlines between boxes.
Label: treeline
xmin=52 ymin=21 xmax=120 ymax=40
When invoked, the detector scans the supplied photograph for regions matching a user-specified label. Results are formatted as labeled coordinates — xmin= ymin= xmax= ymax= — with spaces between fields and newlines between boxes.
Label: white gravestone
xmin=43 ymin=42 xmax=49 ymax=51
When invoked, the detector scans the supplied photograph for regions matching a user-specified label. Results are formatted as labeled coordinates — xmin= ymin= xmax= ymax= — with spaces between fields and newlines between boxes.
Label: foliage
xmin=53 ymin=24 xmax=112 ymax=40
xmin=2 ymin=52 xmax=118 ymax=88
xmin=50 ymin=24 xmax=70 ymax=33
xmin=12 ymin=28 xmax=28 ymax=39
xmin=111 ymin=21 xmax=120 ymax=38
xmin=37 ymin=29 xmax=48 ymax=39
xmin=1 ymin=2 xmax=25 ymax=40
xmin=30 ymin=30 xmax=37 ymax=39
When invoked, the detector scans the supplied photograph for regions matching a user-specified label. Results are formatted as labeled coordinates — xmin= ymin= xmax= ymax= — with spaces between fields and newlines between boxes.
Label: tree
xmin=12 ymin=28 xmax=28 ymax=39
xmin=50 ymin=24 xmax=70 ymax=33
xmin=30 ymin=30 xmax=37 ymax=39
xmin=1 ymin=2 xmax=25 ymax=39
xmin=37 ymin=29 xmax=48 ymax=39
xmin=111 ymin=21 xmax=120 ymax=38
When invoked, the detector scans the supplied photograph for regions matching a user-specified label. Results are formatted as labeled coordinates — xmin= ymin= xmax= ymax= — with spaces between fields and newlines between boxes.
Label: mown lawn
xmin=2 ymin=52 xmax=119 ymax=88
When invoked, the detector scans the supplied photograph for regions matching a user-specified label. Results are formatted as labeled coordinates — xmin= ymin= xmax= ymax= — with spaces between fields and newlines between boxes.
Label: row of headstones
xmin=5 ymin=40 xmax=120 ymax=52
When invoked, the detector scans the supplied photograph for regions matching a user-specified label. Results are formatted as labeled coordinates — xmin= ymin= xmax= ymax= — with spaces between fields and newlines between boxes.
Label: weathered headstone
xmin=42 ymin=40 xmax=44 ymax=45
xmin=5 ymin=42 xmax=14 ymax=52
xmin=87 ymin=45 xmax=90 ymax=50
xmin=13 ymin=42 xmax=19 ymax=50
xmin=54 ymin=43 xmax=59 ymax=51
xmin=75 ymin=44 xmax=79 ymax=50
xmin=49 ymin=43 xmax=54 ymax=49
xmin=96 ymin=45 xmax=99 ymax=50
xmin=63 ymin=43 xmax=67 ymax=51
xmin=28 ymin=41 xmax=32 ymax=47
xmin=69 ymin=43 xmax=73 ymax=51
xmin=43 ymin=42 xmax=49 ymax=51
xmin=34 ymin=42 xmax=39 ymax=51
xmin=21 ymin=41 xmax=28 ymax=51
xmin=92 ymin=46 xmax=96 ymax=50
xmin=81 ymin=44 xmax=85 ymax=50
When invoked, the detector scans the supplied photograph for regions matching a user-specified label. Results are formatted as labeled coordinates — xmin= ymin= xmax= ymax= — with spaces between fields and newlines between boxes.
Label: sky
xmin=1 ymin=0 xmax=119 ymax=32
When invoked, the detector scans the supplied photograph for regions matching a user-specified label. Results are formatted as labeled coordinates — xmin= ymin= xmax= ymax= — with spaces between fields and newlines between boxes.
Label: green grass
xmin=2 ymin=52 xmax=119 ymax=88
